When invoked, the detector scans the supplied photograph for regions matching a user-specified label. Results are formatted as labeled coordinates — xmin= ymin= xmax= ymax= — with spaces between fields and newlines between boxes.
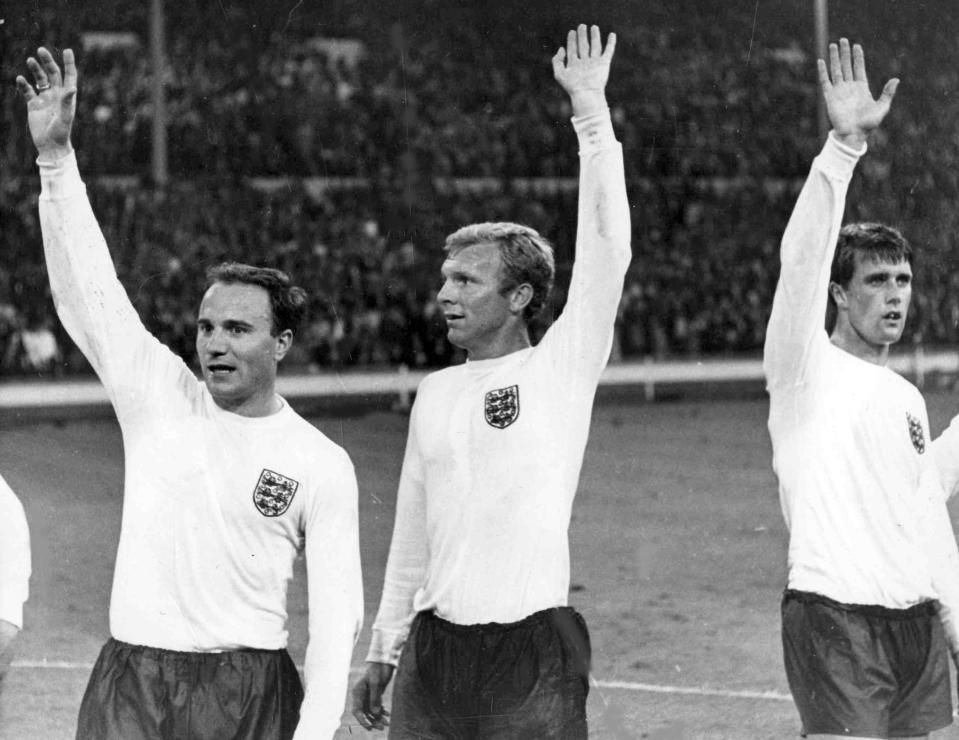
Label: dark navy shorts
xmin=390 ymin=606 xmax=591 ymax=740
xmin=781 ymin=589 xmax=952 ymax=738
xmin=76 ymin=638 xmax=304 ymax=740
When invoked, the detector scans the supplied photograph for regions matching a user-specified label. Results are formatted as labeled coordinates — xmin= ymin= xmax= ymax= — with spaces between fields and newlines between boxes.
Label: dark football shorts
xmin=781 ymin=589 xmax=952 ymax=738
xmin=75 ymin=638 xmax=304 ymax=740
xmin=390 ymin=606 xmax=591 ymax=739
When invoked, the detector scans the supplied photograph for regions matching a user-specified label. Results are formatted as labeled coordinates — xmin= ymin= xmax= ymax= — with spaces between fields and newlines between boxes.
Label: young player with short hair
xmin=764 ymin=39 xmax=959 ymax=739
xmin=351 ymin=24 xmax=630 ymax=739
xmin=17 ymin=48 xmax=363 ymax=740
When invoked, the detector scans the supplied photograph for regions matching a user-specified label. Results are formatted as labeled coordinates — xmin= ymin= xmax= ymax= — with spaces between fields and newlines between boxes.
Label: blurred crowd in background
xmin=3 ymin=0 xmax=959 ymax=376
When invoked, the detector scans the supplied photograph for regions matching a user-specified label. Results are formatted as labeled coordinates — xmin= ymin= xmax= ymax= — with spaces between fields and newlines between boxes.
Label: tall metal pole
xmin=814 ymin=0 xmax=829 ymax=142
xmin=150 ymin=0 xmax=168 ymax=185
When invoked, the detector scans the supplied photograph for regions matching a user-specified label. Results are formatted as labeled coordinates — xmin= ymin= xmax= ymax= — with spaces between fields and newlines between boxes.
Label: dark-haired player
xmin=18 ymin=48 xmax=362 ymax=740
xmin=764 ymin=39 xmax=959 ymax=739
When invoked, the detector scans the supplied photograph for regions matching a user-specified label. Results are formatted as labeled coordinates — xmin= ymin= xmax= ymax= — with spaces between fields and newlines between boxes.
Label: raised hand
xmin=552 ymin=24 xmax=616 ymax=118
xmin=818 ymin=39 xmax=898 ymax=149
xmin=15 ymin=47 xmax=78 ymax=161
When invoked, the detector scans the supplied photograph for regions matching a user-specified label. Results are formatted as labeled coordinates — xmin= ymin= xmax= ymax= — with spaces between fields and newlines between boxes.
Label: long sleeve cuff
xmin=38 ymin=149 xmax=85 ymax=200
xmin=814 ymin=131 xmax=866 ymax=181
xmin=572 ymin=108 xmax=618 ymax=154
xmin=291 ymin=697 xmax=341 ymax=740
xmin=365 ymin=628 xmax=405 ymax=666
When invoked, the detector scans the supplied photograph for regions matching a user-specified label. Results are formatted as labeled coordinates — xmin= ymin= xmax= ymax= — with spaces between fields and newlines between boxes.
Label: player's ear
xmin=829 ymin=281 xmax=848 ymax=309
xmin=509 ymin=283 xmax=534 ymax=316
xmin=274 ymin=329 xmax=293 ymax=362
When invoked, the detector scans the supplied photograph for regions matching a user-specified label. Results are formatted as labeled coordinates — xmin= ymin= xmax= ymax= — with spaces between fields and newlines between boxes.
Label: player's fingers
xmin=15 ymin=75 xmax=36 ymax=101
xmin=603 ymin=32 xmax=617 ymax=60
xmin=350 ymin=681 xmax=373 ymax=729
xmin=551 ymin=47 xmax=566 ymax=77
xmin=851 ymin=43 xmax=867 ymax=82
xmin=817 ymin=58 xmax=831 ymax=93
xmin=565 ymin=29 xmax=577 ymax=64
xmin=839 ymin=38 xmax=853 ymax=81
xmin=37 ymin=47 xmax=62 ymax=87
xmin=63 ymin=49 xmax=78 ymax=89
xmin=372 ymin=707 xmax=391 ymax=730
xmin=828 ymin=42 xmax=841 ymax=84
xmin=576 ymin=23 xmax=588 ymax=59
xmin=26 ymin=57 xmax=48 ymax=89
xmin=60 ymin=87 xmax=78 ymax=117
xmin=590 ymin=25 xmax=601 ymax=57
xmin=878 ymin=77 xmax=900 ymax=107
xmin=352 ymin=705 xmax=374 ymax=730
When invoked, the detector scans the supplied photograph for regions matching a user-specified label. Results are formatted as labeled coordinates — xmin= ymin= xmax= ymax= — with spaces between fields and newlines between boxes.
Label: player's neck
xmin=829 ymin=329 xmax=890 ymax=366
xmin=466 ymin=326 xmax=532 ymax=361
xmin=212 ymin=388 xmax=283 ymax=417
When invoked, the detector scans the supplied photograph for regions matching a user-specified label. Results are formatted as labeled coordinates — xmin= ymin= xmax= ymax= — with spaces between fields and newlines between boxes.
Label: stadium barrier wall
xmin=2 ymin=346 xmax=956 ymax=422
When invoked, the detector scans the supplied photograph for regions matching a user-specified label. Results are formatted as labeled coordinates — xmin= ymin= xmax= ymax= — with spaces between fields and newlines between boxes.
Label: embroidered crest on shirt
xmin=906 ymin=413 xmax=926 ymax=454
xmin=252 ymin=469 xmax=299 ymax=517
xmin=484 ymin=385 xmax=520 ymax=429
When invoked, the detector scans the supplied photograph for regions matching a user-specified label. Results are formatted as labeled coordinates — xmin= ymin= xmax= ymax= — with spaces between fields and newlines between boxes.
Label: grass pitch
xmin=3 ymin=392 xmax=959 ymax=739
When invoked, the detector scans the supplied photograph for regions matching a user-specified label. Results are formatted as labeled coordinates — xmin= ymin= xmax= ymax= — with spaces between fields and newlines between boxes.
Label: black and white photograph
xmin=4 ymin=1 xmax=959 ymax=738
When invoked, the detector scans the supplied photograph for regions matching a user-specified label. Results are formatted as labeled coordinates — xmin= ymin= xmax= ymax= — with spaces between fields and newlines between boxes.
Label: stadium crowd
xmin=4 ymin=0 xmax=959 ymax=375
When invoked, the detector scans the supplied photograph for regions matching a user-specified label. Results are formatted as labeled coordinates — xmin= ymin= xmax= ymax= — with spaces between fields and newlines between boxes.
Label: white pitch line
xmin=12 ymin=660 xmax=93 ymax=670
xmin=12 ymin=661 xmax=792 ymax=702
xmin=593 ymin=679 xmax=792 ymax=702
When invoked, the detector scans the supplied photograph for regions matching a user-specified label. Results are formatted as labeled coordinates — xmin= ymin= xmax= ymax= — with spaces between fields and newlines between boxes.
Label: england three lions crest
xmin=253 ymin=469 xmax=300 ymax=517
xmin=485 ymin=385 xmax=520 ymax=429
xmin=906 ymin=412 xmax=926 ymax=454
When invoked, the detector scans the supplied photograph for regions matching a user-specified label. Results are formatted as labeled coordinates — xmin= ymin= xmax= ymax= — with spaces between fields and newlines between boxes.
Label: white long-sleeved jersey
xmin=367 ymin=110 xmax=632 ymax=664
xmin=38 ymin=153 xmax=363 ymax=739
xmin=764 ymin=133 xmax=959 ymax=649
xmin=0 ymin=474 xmax=31 ymax=630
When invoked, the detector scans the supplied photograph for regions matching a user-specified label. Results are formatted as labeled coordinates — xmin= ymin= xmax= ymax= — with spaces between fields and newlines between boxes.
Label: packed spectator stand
xmin=3 ymin=0 xmax=959 ymax=377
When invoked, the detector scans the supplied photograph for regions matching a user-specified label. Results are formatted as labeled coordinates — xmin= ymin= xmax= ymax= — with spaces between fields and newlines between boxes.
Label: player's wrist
xmin=572 ymin=108 xmax=616 ymax=153
xmin=36 ymin=142 xmax=75 ymax=167
xmin=569 ymin=90 xmax=607 ymax=118
xmin=831 ymin=129 xmax=868 ymax=151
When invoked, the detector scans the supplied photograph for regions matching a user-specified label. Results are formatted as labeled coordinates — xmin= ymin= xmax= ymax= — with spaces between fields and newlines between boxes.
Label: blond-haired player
xmin=352 ymin=24 xmax=630 ymax=738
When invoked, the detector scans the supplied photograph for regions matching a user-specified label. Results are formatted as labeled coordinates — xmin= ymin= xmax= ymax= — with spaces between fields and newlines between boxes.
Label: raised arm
xmin=542 ymin=25 xmax=632 ymax=386
xmin=763 ymin=40 xmax=898 ymax=387
xmin=17 ymin=48 xmax=192 ymax=405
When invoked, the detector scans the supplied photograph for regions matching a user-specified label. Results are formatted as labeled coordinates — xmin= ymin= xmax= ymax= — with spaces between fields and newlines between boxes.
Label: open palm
xmin=552 ymin=25 xmax=616 ymax=96
xmin=819 ymin=39 xmax=898 ymax=142
xmin=15 ymin=47 xmax=77 ymax=155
